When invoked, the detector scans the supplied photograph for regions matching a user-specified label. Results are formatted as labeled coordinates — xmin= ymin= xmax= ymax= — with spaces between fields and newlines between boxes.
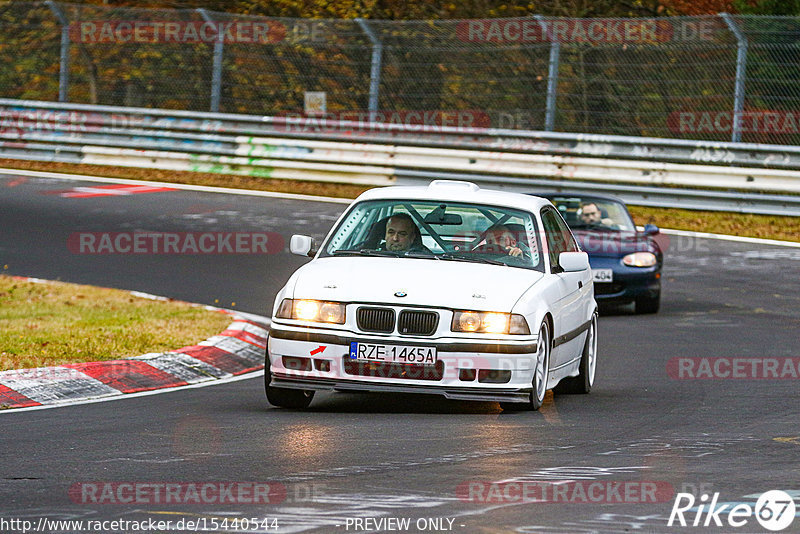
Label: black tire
xmin=635 ymin=293 xmax=660 ymax=314
xmin=500 ymin=321 xmax=550 ymax=412
xmin=264 ymin=352 xmax=315 ymax=409
xmin=554 ymin=313 xmax=597 ymax=395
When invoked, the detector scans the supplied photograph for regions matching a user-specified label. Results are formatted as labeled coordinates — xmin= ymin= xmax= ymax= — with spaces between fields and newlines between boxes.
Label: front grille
xmin=357 ymin=307 xmax=395 ymax=333
xmin=398 ymin=310 xmax=439 ymax=336
xmin=343 ymin=358 xmax=445 ymax=381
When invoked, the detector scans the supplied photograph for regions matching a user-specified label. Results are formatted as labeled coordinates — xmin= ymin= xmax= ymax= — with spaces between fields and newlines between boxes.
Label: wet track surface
xmin=1 ymin=173 xmax=799 ymax=533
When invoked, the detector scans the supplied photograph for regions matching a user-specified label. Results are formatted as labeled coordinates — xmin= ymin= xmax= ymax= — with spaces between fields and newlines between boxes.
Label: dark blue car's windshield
xmin=546 ymin=197 xmax=636 ymax=232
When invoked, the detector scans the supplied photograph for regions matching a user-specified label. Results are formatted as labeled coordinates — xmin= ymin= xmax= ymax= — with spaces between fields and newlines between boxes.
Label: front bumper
xmin=268 ymin=324 xmax=539 ymax=403
xmin=590 ymin=258 xmax=661 ymax=304
xmin=269 ymin=376 xmax=532 ymax=403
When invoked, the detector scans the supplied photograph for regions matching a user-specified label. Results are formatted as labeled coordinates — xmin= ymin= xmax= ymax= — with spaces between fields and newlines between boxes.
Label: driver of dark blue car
xmin=580 ymin=202 xmax=615 ymax=227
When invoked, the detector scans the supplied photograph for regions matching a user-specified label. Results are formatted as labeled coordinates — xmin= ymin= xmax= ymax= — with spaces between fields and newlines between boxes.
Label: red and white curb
xmin=0 ymin=277 xmax=269 ymax=410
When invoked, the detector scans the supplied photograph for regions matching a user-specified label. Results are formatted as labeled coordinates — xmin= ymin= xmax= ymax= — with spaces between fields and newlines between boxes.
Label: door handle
xmin=578 ymin=281 xmax=583 ymax=289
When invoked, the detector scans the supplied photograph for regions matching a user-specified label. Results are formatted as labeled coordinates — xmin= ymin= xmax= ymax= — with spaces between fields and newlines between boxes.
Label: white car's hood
xmin=290 ymin=257 xmax=544 ymax=312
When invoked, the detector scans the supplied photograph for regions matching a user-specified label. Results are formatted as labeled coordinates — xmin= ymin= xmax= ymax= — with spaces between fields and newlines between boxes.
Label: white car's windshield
xmin=321 ymin=199 xmax=544 ymax=271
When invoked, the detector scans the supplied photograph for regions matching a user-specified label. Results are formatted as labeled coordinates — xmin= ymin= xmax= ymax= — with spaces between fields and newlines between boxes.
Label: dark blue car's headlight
xmin=623 ymin=252 xmax=657 ymax=267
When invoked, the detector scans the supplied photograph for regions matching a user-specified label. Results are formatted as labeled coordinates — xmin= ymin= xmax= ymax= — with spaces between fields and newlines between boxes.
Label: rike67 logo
xmin=668 ymin=490 xmax=797 ymax=531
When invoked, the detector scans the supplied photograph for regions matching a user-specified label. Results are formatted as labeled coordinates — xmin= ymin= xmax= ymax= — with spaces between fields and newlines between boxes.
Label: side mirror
xmin=290 ymin=235 xmax=316 ymax=257
xmin=559 ymin=251 xmax=590 ymax=272
xmin=643 ymin=224 xmax=660 ymax=236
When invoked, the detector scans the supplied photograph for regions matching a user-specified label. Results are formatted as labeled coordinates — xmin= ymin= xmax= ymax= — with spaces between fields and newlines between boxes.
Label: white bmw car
xmin=266 ymin=180 xmax=598 ymax=410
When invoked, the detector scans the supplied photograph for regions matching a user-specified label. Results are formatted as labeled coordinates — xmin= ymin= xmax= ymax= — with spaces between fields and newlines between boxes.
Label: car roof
xmin=356 ymin=180 xmax=554 ymax=212
xmin=532 ymin=191 xmax=628 ymax=205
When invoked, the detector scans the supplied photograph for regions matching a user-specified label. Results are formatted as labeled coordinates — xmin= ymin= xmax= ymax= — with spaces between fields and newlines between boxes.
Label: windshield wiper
xmin=363 ymin=249 xmax=402 ymax=257
xmin=403 ymin=251 xmax=438 ymax=259
xmin=331 ymin=249 xmax=400 ymax=257
xmin=439 ymin=253 xmax=506 ymax=266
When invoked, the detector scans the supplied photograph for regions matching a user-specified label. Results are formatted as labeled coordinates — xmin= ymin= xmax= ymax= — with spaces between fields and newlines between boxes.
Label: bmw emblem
xmin=394 ymin=291 xmax=407 ymax=298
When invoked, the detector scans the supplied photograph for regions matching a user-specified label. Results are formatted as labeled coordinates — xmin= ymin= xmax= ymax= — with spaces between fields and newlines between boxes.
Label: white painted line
xmin=0 ymin=370 xmax=264 ymax=415
xmin=659 ymin=228 xmax=800 ymax=248
xmin=0 ymin=167 xmax=352 ymax=204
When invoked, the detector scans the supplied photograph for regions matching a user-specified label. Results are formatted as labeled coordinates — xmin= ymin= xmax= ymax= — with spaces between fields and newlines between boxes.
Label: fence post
xmin=45 ymin=1 xmax=70 ymax=102
xmin=356 ymin=18 xmax=383 ymax=121
xmin=197 ymin=9 xmax=224 ymax=113
xmin=534 ymin=16 xmax=560 ymax=132
xmin=720 ymin=13 xmax=747 ymax=143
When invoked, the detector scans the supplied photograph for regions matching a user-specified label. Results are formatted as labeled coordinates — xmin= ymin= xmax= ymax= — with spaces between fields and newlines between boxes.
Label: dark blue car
xmin=536 ymin=193 xmax=663 ymax=314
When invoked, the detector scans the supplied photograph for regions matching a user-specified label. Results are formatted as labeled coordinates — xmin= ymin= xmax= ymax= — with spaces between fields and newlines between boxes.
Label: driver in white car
xmin=383 ymin=213 xmax=422 ymax=252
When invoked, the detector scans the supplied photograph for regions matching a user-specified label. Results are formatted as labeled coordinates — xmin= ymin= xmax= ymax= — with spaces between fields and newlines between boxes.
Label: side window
xmin=541 ymin=208 xmax=578 ymax=271
xmin=541 ymin=208 xmax=566 ymax=270
xmin=553 ymin=209 xmax=579 ymax=254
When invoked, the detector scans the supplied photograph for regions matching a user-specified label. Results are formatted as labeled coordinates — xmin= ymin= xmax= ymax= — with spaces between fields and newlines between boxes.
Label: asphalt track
xmin=2 ymin=172 xmax=800 ymax=534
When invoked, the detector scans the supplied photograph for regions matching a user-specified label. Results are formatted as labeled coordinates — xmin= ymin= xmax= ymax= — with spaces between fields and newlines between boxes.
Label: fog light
xmin=282 ymin=356 xmax=312 ymax=371
xmin=314 ymin=359 xmax=331 ymax=372
xmin=478 ymin=369 xmax=511 ymax=384
xmin=459 ymin=369 xmax=477 ymax=381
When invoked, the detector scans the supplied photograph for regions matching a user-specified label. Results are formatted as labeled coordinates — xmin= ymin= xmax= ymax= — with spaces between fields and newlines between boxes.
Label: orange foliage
xmin=652 ymin=0 xmax=735 ymax=15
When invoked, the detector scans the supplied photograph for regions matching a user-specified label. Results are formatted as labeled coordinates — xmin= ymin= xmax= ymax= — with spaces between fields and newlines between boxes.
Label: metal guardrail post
xmin=535 ymin=16 xmax=560 ymax=132
xmin=45 ymin=1 xmax=70 ymax=103
xmin=720 ymin=13 xmax=748 ymax=144
xmin=356 ymin=18 xmax=383 ymax=122
xmin=197 ymin=9 xmax=224 ymax=113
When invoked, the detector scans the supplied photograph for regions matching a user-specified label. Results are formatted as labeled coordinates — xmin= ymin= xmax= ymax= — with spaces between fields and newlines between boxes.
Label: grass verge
xmin=629 ymin=206 xmax=800 ymax=242
xmin=0 ymin=275 xmax=233 ymax=371
xmin=2 ymin=158 xmax=798 ymax=243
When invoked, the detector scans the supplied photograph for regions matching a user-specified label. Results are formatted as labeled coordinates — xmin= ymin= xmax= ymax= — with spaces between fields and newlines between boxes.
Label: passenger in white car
xmin=485 ymin=224 xmax=525 ymax=257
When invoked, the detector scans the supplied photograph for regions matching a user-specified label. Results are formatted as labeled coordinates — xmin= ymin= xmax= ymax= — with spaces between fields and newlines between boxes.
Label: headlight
xmin=623 ymin=252 xmax=657 ymax=267
xmin=451 ymin=311 xmax=530 ymax=335
xmin=276 ymin=299 xmax=346 ymax=324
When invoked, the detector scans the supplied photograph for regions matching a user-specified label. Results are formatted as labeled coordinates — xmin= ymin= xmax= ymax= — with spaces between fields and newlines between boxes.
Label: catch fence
xmin=2 ymin=3 xmax=800 ymax=144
